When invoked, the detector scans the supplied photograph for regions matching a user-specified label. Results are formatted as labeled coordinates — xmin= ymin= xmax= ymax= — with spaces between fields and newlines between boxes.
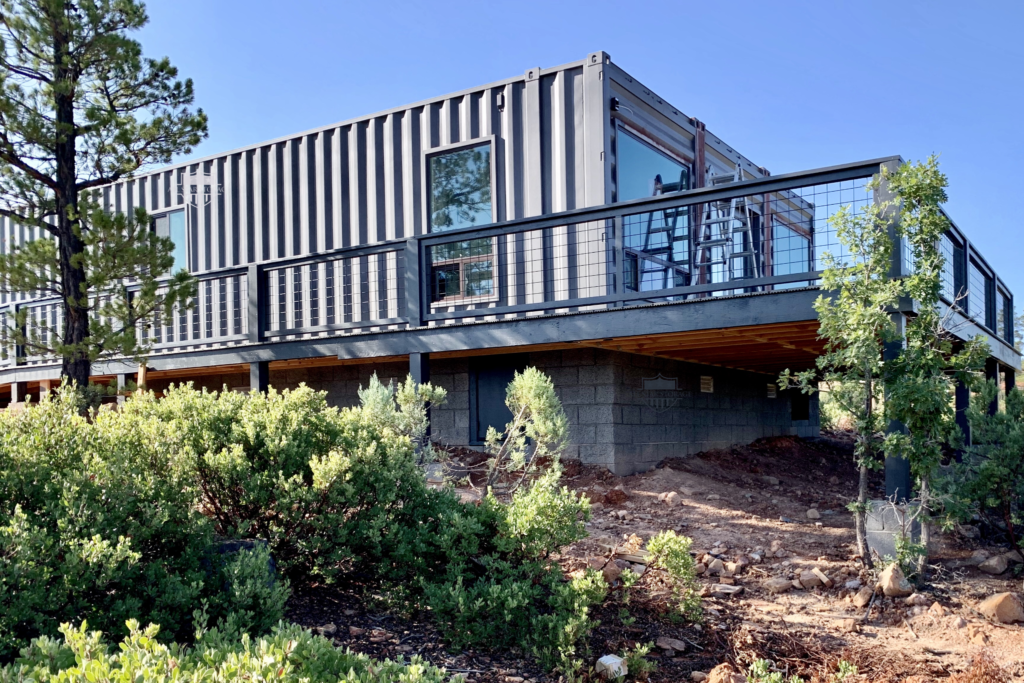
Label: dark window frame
xmin=422 ymin=137 xmax=497 ymax=234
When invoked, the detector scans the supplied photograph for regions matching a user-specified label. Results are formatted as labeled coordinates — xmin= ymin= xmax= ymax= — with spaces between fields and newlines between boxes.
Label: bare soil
xmin=286 ymin=434 xmax=1024 ymax=682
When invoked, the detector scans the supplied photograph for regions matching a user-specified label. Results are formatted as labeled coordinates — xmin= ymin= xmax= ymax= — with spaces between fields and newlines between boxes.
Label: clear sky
xmin=139 ymin=0 xmax=1024 ymax=298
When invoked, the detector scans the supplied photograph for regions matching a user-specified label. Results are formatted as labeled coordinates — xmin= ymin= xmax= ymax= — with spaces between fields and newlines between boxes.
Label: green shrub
xmin=747 ymin=659 xmax=802 ymax=683
xmin=938 ymin=380 xmax=1024 ymax=561
xmin=1 ymin=370 xmax=600 ymax=674
xmin=0 ymin=621 xmax=449 ymax=683
xmin=646 ymin=531 xmax=701 ymax=620
xmin=0 ymin=387 xmax=283 ymax=659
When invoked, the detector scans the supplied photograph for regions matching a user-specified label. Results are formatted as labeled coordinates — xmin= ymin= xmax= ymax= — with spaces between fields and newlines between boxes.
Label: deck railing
xmin=0 ymin=157 xmax=1014 ymax=369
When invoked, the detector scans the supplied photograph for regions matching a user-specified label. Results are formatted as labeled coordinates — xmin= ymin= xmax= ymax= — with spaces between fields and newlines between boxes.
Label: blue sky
xmin=140 ymin=0 xmax=1024 ymax=298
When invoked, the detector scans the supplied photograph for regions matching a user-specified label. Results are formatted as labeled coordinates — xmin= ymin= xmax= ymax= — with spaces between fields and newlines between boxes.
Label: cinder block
xmin=579 ymin=364 xmax=615 ymax=385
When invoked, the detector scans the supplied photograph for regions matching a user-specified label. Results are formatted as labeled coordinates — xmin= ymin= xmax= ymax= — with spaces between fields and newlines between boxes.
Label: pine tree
xmin=0 ymin=0 xmax=207 ymax=388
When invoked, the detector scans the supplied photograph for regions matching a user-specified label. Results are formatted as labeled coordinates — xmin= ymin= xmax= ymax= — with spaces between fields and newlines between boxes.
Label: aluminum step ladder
xmin=694 ymin=163 xmax=762 ymax=285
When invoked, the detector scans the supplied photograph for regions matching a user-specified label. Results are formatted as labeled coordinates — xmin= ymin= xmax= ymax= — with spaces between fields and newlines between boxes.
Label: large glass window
xmin=997 ymin=289 xmax=1013 ymax=344
xmin=969 ymin=261 xmax=988 ymax=325
xmin=617 ymin=128 xmax=692 ymax=293
xmin=616 ymin=129 xmax=690 ymax=202
xmin=428 ymin=143 xmax=492 ymax=232
xmin=153 ymin=209 xmax=187 ymax=273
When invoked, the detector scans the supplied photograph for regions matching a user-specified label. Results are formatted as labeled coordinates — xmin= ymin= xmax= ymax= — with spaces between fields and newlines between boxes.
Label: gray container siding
xmin=0 ymin=52 xmax=784 ymax=357
xmin=82 ymin=57 xmax=615 ymax=349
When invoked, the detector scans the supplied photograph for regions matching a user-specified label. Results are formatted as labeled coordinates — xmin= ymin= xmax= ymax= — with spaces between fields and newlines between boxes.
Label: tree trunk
xmin=916 ymin=476 xmax=930 ymax=583
xmin=857 ymin=365 xmax=875 ymax=568
xmin=856 ymin=461 xmax=873 ymax=568
xmin=52 ymin=13 xmax=91 ymax=390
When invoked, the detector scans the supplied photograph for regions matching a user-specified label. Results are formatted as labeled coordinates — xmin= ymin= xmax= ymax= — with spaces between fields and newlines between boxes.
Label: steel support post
xmin=883 ymin=312 xmax=912 ymax=502
xmin=410 ymin=352 xmax=431 ymax=441
xmin=250 ymin=361 xmax=270 ymax=393
xmin=954 ymin=376 xmax=971 ymax=459
xmin=985 ymin=358 xmax=1000 ymax=415
xmin=116 ymin=373 xmax=129 ymax=405
xmin=11 ymin=381 xmax=29 ymax=404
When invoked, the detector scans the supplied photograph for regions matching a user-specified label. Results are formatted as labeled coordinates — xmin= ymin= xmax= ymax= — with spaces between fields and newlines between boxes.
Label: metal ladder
xmin=694 ymin=163 xmax=762 ymax=285
xmin=638 ymin=169 xmax=691 ymax=290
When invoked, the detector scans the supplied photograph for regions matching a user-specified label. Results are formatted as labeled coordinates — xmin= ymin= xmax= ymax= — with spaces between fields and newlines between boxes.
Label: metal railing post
xmin=405 ymin=238 xmax=422 ymax=327
xmin=247 ymin=264 xmax=264 ymax=343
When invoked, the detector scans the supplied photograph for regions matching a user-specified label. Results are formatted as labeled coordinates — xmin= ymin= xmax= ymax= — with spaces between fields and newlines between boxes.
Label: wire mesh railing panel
xmin=265 ymin=250 xmax=404 ymax=335
xmin=151 ymin=272 xmax=247 ymax=348
xmin=425 ymin=219 xmax=613 ymax=315
xmin=616 ymin=176 xmax=876 ymax=301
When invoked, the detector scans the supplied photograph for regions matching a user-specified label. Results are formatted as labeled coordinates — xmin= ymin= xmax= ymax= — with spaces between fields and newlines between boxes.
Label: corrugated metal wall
xmin=98 ymin=58 xmax=604 ymax=276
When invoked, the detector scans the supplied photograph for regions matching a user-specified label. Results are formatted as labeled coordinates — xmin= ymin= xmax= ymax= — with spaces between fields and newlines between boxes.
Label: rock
xmin=928 ymin=601 xmax=947 ymax=617
xmin=711 ymin=584 xmax=744 ymax=598
xmin=799 ymin=570 xmax=823 ymax=589
xmin=707 ymin=558 xmax=725 ymax=576
xmin=979 ymin=554 xmax=1009 ymax=575
xmin=707 ymin=494 xmax=721 ymax=501
xmin=656 ymin=636 xmax=689 ymax=652
xmin=970 ymin=629 xmax=990 ymax=646
xmin=806 ymin=509 xmax=821 ymax=520
xmin=763 ymin=476 xmax=780 ymax=486
xmin=811 ymin=567 xmax=834 ymax=588
xmin=343 ymin=609 xmax=357 ymax=616
xmin=949 ymin=615 xmax=968 ymax=629
xmin=348 ymin=625 xmax=365 ymax=636
xmin=829 ymin=476 xmax=839 ymax=484
xmin=905 ymin=593 xmax=930 ymax=607
xmin=709 ymin=545 xmax=728 ymax=556
xmin=966 ymin=549 xmax=989 ymax=566
xmin=691 ymin=673 xmax=708 ymax=682
xmin=694 ymin=562 xmax=707 ymax=575
xmin=1005 ymin=549 xmax=1024 ymax=564
xmin=853 ymin=586 xmax=874 ymax=608
xmin=839 ymin=618 xmax=859 ymax=633
xmin=588 ymin=557 xmax=606 ymax=570
xmin=605 ymin=487 xmax=629 ymax=505
xmin=590 ymin=502 xmax=604 ymax=512
xmin=707 ymin=663 xmax=746 ymax=683
xmin=318 ymin=623 xmax=337 ymax=636
xmin=596 ymin=654 xmax=627 ymax=679
xmin=977 ymin=592 xmax=1024 ymax=624
xmin=845 ymin=578 xmax=863 ymax=590
xmin=765 ymin=577 xmax=792 ymax=594
xmin=661 ymin=491 xmax=681 ymax=506
xmin=877 ymin=564 xmax=914 ymax=598
xmin=602 ymin=562 xmax=623 ymax=585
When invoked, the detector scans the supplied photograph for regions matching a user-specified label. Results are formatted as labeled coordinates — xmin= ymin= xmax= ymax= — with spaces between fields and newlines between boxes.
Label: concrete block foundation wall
xmin=250 ymin=348 xmax=818 ymax=476
xmin=428 ymin=349 xmax=817 ymax=475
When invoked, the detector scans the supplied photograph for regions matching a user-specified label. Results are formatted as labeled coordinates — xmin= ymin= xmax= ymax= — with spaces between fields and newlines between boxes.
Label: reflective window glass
xmin=616 ymin=129 xmax=689 ymax=201
xmin=153 ymin=209 xmax=187 ymax=273
xmin=429 ymin=144 xmax=492 ymax=231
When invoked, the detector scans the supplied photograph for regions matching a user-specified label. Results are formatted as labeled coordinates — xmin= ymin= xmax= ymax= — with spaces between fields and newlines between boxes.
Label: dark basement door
xmin=469 ymin=355 xmax=528 ymax=445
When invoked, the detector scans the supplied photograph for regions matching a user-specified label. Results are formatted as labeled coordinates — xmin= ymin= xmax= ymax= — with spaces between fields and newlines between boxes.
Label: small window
xmin=428 ymin=143 xmax=492 ymax=232
xmin=152 ymin=209 xmax=187 ymax=273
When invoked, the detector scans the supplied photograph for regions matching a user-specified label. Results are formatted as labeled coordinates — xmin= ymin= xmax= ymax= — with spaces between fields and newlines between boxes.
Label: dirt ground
xmin=286 ymin=435 xmax=1024 ymax=682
